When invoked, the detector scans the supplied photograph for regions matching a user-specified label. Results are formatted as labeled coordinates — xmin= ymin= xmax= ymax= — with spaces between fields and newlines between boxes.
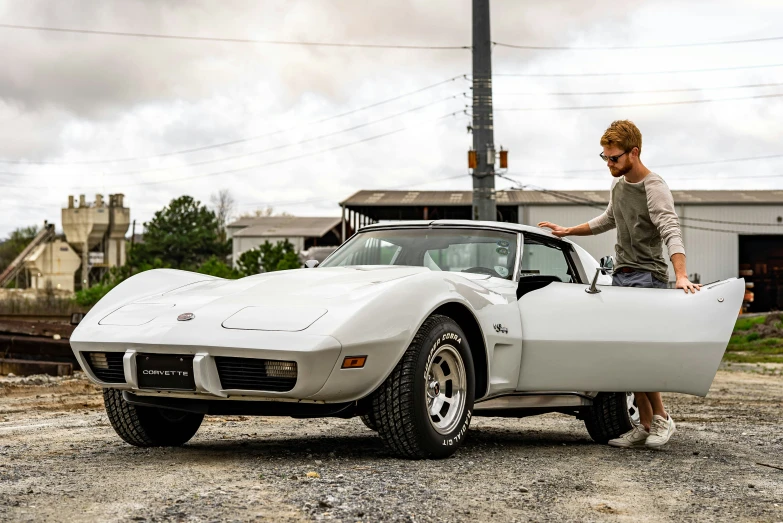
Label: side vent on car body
xmin=214 ymin=357 xmax=297 ymax=392
xmin=84 ymin=352 xmax=126 ymax=383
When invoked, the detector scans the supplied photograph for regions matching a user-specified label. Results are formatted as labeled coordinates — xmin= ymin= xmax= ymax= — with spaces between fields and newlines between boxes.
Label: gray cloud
xmin=0 ymin=0 xmax=781 ymax=238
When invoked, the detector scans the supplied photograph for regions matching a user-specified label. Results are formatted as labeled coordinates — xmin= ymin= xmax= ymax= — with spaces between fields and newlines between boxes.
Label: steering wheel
xmin=461 ymin=266 xmax=501 ymax=277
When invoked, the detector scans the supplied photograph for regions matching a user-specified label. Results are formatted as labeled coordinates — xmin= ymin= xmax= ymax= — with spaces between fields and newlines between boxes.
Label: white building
xmin=341 ymin=190 xmax=783 ymax=313
xmin=227 ymin=216 xmax=343 ymax=267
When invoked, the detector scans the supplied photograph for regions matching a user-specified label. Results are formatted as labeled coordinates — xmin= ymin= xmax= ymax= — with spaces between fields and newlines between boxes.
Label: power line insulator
xmin=468 ymin=150 xmax=477 ymax=169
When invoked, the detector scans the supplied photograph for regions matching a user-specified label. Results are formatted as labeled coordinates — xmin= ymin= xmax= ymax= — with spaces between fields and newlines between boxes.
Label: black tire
xmin=583 ymin=392 xmax=636 ymax=444
xmin=371 ymin=314 xmax=475 ymax=459
xmin=103 ymin=388 xmax=204 ymax=447
xmin=360 ymin=413 xmax=378 ymax=431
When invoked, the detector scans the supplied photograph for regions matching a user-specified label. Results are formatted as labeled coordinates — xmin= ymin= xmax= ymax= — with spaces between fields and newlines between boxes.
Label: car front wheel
xmin=371 ymin=314 xmax=475 ymax=459
xmin=103 ymin=388 xmax=204 ymax=447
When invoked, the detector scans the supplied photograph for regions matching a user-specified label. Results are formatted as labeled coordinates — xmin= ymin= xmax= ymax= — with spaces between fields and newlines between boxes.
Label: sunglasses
xmin=599 ymin=150 xmax=629 ymax=163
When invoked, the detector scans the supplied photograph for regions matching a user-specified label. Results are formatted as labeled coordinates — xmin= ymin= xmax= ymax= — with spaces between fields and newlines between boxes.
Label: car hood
xmin=97 ymin=267 xmax=432 ymax=329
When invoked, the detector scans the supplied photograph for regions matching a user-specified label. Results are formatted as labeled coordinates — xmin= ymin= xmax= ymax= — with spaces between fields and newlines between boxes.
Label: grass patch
xmin=726 ymin=337 xmax=783 ymax=352
xmin=725 ymin=317 xmax=783 ymax=364
xmin=733 ymin=316 xmax=766 ymax=331
xmin=722 ymin=352 xmax=783 ymax=364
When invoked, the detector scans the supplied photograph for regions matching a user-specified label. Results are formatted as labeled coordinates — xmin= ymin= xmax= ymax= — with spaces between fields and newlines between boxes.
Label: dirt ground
xmin=0 ymin=371 xmax=781 ymax=523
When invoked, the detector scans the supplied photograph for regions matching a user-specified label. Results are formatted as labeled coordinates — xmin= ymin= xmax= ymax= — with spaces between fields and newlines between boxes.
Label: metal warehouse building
xmin=341 ymin=189 xmax=783 ymax=312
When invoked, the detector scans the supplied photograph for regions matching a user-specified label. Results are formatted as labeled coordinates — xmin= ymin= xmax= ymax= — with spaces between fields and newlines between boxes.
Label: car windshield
xmin=320 ymin=228 xmax=518 ymax=280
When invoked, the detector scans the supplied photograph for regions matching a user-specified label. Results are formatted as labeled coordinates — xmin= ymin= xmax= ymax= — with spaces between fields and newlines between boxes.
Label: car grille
xmin=84 ymin=352 xmax=126 ymax=383
xmin=214 ymin=357 xmax=297 ymax=392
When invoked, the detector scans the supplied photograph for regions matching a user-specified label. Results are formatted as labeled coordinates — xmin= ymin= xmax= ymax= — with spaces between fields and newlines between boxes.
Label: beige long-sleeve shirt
xmin=587 ymin=172 xmax=685 ymax=282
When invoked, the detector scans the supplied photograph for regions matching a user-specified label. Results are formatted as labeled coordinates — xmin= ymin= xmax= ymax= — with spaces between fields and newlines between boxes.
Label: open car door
xmin=516 ymin=278 xmax=744 ymax=396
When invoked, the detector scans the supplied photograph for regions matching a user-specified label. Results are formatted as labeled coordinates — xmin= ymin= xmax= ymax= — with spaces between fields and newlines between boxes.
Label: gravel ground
xmin=0 ymin=371 xmax=781 ymax=522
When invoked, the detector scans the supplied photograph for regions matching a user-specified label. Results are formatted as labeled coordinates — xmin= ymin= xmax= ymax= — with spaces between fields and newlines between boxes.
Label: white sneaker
xmin=645 ymin=414 xmax=676 ymax=448
xmin=608 ymin=425 xmax=649 ymax=448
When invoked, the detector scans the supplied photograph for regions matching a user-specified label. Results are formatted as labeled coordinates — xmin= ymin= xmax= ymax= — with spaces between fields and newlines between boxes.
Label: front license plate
xmin=137 ymin=354 xmax=195 ymax=390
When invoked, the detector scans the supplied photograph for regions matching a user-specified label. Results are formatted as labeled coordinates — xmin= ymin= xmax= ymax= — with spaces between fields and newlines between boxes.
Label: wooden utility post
xmin=471 ymin=0 xmax=496 ymax=221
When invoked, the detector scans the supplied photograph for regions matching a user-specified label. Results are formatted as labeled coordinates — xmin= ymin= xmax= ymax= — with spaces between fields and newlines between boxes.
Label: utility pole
xmin=471 ymin=0 xmax=496 ymax=221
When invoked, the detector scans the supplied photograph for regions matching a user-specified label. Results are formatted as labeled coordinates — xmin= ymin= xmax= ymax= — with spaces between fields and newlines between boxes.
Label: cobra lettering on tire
xmin=371 ymin=314 xmax=475 ymax=459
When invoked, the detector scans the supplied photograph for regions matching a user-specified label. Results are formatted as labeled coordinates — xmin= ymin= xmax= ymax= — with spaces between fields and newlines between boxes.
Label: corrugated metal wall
xmin=521 ymin=204 xmax=783 ymax=284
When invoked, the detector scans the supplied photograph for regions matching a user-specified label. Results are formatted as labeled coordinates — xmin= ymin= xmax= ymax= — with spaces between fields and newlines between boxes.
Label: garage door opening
xmin=739 ymin=235 xmax=783 ymax=313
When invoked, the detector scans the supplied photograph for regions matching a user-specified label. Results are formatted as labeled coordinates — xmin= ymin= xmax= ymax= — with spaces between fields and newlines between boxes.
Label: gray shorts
xmin=612 ymin=270 xmax=668 ymax=289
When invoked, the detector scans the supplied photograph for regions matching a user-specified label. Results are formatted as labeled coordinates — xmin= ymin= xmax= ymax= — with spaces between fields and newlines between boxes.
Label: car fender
xmin=308 ymin=271 xmax=520 ymax=402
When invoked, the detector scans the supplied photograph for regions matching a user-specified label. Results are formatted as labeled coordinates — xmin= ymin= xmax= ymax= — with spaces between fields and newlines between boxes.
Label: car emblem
xmin=493 ymin=323 xmax=508 ymax=334
xmin=177 ymin=313 xmax=195 ymax=321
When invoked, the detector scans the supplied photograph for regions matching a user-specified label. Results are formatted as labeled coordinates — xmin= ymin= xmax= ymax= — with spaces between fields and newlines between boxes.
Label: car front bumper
xmin=72 ymin=331 xmax=345 ymax=402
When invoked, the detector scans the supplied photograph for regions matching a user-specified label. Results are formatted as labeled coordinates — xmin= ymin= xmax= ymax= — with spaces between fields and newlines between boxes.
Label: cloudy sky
xmin=1 ymin=0 xmax=782 ymax=238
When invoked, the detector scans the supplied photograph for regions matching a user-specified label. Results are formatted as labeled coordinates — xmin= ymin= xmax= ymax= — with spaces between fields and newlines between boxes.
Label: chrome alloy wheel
xmin=627 ymin=392 xmax=640 ymax=426
xmin=425 ymin=345 xmax=467 ymax=435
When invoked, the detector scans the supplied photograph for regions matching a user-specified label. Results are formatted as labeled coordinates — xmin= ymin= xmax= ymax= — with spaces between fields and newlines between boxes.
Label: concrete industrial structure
xmin=61 ymin=194 xmax=130 ymax=289
xmin=341 ymin=189 xmax=783 ymax=312
xmin=228 ymin=216 xmax=343 ymax=267
xmin=22 ymin=240 xmax=81 ymax=292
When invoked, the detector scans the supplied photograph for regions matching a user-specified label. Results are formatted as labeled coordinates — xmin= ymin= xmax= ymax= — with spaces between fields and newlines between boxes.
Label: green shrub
xmin=73 ymin=282 xmax=117 ymax=307
xmin=196 ymin=256 xmax=239 ymax=279
xmin=744 ymin=332 xmax=761 ymax=342
xmin=734 ymin=316 xmax=766 ymax=331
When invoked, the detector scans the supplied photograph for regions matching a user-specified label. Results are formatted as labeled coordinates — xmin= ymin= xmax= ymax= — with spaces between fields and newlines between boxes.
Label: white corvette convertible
xmin=71 ymin=220 xmax=743 ymax=459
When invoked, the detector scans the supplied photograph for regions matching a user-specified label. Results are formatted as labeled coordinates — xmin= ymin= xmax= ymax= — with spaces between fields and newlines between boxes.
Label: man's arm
xmin=538 ymin=199 xmax=615 ymax=238
xmin=670 ymin=253 xmax=698 ymax=292
xmin=536 ymin=221 xmax=592 ymax=237
xmin=645 ymin=176 xmax=700 ymax=294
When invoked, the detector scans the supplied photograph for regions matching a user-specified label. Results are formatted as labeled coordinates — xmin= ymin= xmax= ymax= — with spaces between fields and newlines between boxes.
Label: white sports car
xmin=70 ymin=220 xmax=743 ymax=459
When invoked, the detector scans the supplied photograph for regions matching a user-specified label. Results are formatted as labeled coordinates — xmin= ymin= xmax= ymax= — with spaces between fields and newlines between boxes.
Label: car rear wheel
xmin=583 ymin=392 xmax=638 ymax=444
xmin=371 ymin=314 xmax=475 ymax=459
xmin=103 ymin=388 xmax=204 ymax=447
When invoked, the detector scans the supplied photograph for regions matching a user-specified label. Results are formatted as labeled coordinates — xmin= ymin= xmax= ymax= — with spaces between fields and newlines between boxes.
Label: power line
xmin=0 ymin=75 xmax=467 ymax=166
xmin=500 ymin=154 xmax=783 ymax=179
xmin=500 ymin=174 xmax=783 ymax=227
xmin=494 ymin=63 xmax=783 ymax=77
xmin=680 ymin=216 xmax=783 ymax=227
xmin=505 ymin=154 xmax=783 ymax=176
xmin=0 ymin=95 xmax=464 ymax=177
xmin=235 ymin=174 xmax=468 ymax=209
xmin=497 ymin=173 xmax=772 ymax=234
xmin=495 ymin=92 xmax=783 ymax=112
xmin=494 ymin=82 xmax=783 ymax=97
xmin=492 ymin=35 xmax=783 ymax=51
xmin=0 ymin=23 xmax=470 ymax=50
xmin=0 ymin=110 xmax=466 ymax=190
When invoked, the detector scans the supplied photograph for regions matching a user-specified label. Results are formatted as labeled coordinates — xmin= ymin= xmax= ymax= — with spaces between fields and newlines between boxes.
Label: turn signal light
xmin=342 ymin=356 xmax=367 ymax=369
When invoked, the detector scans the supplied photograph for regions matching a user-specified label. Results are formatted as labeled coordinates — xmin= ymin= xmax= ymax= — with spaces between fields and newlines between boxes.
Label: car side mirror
xmin=586 ymin=255 xmax=614 ymax=294
xmin=70 ymin=312 xmax=85 ymax=325
xmin=599 ymin=255 xmax=614 ymax=274
xmin=304 ymin=260 xmax=320 ymax=269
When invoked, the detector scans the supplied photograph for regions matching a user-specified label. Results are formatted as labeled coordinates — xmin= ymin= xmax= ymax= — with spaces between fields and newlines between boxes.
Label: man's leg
xmin=645 ymin=391 xmax=676 ymax=447
xmin=646 ymin=392 xmax=668 ymax=420
xmin=634 ymin=392 xmax=653 ymax=432
xmin=608 ymin=271 xmax=659 ymax=448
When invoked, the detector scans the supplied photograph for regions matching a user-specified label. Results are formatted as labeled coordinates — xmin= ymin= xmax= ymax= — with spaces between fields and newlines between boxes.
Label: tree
xmin=0 ymin=225 xmax=39 ymax=273
xmin=210 ymin=189 xmax=236 ymax=242
xmin=236 ymin=239 xmax=301 ymax=276
xmin=137 ymin=196 xmax=229 ymax=270
xmin=238 ymin=206 xmax=293 ymax=219
xmin=196 ymin=255 xmax=240 ymax=279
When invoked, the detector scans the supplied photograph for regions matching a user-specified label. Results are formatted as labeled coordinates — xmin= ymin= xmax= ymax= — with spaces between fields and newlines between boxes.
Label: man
xmin=538 ymin=120 xmax=700 ymax=449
